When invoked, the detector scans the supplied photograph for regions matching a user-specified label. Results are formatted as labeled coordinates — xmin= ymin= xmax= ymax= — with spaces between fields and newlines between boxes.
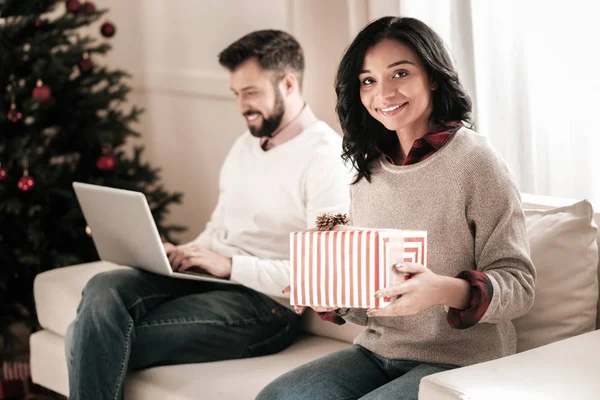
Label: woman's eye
xmin=393 ymin=71 xmax=408 ymax=78
xmin=361 ymin=78 xmax=374 ymax=85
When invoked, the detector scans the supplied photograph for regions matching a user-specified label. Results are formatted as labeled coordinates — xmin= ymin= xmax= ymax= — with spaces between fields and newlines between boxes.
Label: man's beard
xmin=246 ymin=90 xmax=285 ymax=138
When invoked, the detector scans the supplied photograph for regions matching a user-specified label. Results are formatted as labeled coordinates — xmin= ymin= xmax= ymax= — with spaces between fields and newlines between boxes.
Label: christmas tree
xmin=0 ymin=0 xmax=184 ymax=358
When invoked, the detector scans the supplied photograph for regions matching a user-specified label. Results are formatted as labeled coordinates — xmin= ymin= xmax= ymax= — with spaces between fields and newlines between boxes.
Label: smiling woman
xmin=358 ymin=39 xmax=435 ymax=165
xmin=257 ymin=16 xmax=535 ymax=400
xmin=336 ymin=17 xmax=472 ymax=182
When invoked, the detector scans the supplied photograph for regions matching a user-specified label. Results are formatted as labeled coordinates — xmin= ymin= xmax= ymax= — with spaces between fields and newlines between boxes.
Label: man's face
xmin=230 ymin=58 xmax=285 ymax=138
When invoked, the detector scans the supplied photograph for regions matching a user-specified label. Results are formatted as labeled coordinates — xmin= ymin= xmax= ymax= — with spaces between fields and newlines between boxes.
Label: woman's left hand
xmin=367 ymin=262 xmax=445 ymax=317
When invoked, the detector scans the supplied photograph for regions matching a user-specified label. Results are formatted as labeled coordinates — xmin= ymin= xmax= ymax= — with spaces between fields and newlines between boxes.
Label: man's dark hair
xmin=218 ymin=30 xmax=305 ymax=89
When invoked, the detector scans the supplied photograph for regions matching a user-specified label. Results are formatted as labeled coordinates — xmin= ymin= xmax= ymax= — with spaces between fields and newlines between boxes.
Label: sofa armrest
xmin=419 ymin=329 xmax=600 ymax=400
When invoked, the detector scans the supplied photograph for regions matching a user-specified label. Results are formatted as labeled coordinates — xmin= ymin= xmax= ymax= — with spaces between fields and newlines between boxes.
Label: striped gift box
xmin=290 ymin=229 xmax=427 ymax=309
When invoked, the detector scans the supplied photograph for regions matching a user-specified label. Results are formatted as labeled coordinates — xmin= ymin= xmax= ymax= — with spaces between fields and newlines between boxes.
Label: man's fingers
xmin=179 ymin=257 xmax=205 ymax=272
xmin=169 ymin=250 xmax=187 ymax=271
xmin=169 ymin=248 xmax=205 ymax=271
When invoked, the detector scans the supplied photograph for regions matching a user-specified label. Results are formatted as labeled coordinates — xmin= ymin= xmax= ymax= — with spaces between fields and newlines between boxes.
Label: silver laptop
xmin=73 ymin=182 xmax=237 ymax=285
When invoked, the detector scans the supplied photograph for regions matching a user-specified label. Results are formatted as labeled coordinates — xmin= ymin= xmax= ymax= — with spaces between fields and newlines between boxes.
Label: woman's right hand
xmin=281 ymin=286 xmax=338 ymax=314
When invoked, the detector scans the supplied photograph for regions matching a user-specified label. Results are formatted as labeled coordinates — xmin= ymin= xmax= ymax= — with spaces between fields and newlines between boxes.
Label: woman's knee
xmin=256 ymin=377 xmax=298 ymax=400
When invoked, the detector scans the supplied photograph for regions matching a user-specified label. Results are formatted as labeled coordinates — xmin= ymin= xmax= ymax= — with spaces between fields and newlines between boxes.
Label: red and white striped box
xmin=290 ymin=229 xmax=427 ymax=309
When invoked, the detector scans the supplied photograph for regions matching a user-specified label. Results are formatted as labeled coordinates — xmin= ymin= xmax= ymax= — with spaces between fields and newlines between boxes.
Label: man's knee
xmin=84 ymin=269 xmax=139 ymax=293
xmin=80 ymin=269 xmax=140 ymax=314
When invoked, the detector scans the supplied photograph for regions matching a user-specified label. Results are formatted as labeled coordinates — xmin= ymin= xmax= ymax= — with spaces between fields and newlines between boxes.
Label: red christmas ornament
xmin=97 ymin=153 xmax=117 ymax=171
xmin=83 ymin=1 xmax=96 ymax=12
xmin=79 ymin=53 xmax=94 ymax=73
xmin=18 ymin=158 xmax=35 ymax=191
xmin=32 ymin=79 xmax=52 ymax=103
xmin=18 ymin=175 xmax=35 ymax=191
xmin=0 ymin=166 xmax=7 ymax=182
xmin=100 ymin=21 xmax=116 ymax=38
xmin=66 ymin=0 xmax=81 ymax=13
xmin=7 ymin=103 xmax=23 ymax=122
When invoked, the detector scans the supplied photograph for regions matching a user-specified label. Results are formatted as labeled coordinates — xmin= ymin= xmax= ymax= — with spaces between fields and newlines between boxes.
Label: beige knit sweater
xmin=343 ymin=127 xmax=536 ymax=367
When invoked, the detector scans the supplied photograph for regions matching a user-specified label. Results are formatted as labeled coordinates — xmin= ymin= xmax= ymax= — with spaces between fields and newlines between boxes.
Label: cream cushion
xmin=513 ymin=200 xmax=599 ymax=352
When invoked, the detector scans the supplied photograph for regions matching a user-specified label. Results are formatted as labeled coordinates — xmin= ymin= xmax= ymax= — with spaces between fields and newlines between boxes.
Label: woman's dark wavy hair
xmin=336 ymin=17 xmax=472 ymax=183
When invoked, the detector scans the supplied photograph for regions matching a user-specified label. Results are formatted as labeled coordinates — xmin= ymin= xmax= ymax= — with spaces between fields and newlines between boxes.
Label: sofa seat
xmin=30 ymin=329 xmax=348 ymax=399
xmin=420 ymin=329 xmax=600 ymax=400
xmin=30 ymin=261 xmax=355 ymax=399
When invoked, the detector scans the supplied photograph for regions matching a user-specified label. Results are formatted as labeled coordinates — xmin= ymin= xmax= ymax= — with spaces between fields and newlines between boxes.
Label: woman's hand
xmin=281 ymin=286 xmax=338 ymax=314
xmin=367 ymin=262 xmax=469 ymax=317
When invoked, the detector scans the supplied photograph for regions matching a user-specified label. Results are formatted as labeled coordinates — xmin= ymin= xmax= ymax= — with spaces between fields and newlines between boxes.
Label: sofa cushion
xmin=34 ymin=261 xmax=127 ymax=336
xmin=513 ymin=200 xmax=599 ymax=352
xmin=31 ymin=328 xmax=351 ymax=399
xmin=419 ymin=329 xmax=600 ymax=400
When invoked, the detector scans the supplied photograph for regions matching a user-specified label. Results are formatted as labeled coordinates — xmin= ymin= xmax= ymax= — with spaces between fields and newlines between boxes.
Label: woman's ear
xmin=431 ymin=81 xmax=438 ymax=91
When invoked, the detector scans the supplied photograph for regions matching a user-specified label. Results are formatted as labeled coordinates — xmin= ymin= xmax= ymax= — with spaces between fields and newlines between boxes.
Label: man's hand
xmin=167 ymin=244 xmax=233 ymax=278
xmin=163 ymin=242 xmax=176 ymax=254
xmin=281 ymin=286 xmax=338 ymax=314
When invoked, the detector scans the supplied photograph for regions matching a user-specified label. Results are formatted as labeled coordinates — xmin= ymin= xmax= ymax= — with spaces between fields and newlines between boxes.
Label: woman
xmin=257 ymin=16 xmax=535 ymax=400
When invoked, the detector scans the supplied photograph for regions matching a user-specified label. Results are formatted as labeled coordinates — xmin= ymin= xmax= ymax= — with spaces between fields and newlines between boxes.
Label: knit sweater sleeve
xmin=450 ymin=142 xmax=536 ymax=324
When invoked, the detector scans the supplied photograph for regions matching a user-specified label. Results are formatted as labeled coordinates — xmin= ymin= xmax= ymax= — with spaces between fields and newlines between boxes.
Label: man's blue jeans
xmin=256 ymin=344 xmax=456 ymax=400
xmin=65 ymin=268 xmax=299 ymax=400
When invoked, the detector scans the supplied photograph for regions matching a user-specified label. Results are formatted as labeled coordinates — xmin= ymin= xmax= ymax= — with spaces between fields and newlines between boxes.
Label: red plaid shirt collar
xmin=378 ymin=121 xmax=463 ymax=166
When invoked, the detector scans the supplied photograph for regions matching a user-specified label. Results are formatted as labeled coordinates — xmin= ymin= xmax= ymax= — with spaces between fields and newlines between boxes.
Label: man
xmin=65 ymin=30 xmax=352 ymax=400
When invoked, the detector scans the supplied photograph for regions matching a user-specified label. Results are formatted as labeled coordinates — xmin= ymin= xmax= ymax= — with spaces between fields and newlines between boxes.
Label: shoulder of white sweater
xmin=283 ymin=120 xmax=343 ymax=156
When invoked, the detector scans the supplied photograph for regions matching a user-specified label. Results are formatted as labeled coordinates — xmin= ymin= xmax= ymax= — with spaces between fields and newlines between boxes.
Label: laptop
xmin=72 ymin=182 xmax=238 ymax=285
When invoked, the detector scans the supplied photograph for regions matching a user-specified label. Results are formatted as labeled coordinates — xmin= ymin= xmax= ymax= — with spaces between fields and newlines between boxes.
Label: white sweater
xmin=188 ymin=121 xmax=352 ymax=299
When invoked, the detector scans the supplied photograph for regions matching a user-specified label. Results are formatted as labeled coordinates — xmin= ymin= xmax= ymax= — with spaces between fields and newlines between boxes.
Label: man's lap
xmin=77 ymin=268 xmax=300 ymax=368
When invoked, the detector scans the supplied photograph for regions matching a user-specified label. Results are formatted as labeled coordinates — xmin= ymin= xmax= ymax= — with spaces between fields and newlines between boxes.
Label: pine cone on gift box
xmin=315 ymin=213 xmax=349 ymax=231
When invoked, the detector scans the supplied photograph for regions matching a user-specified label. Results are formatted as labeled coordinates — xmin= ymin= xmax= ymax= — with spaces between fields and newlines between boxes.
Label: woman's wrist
xmin=437 ymin=275 xmax=471 ymax=310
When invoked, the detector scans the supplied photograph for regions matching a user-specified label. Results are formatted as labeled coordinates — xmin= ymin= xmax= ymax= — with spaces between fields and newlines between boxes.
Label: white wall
xmin=100 ymin=0 xmax=355 ymax=242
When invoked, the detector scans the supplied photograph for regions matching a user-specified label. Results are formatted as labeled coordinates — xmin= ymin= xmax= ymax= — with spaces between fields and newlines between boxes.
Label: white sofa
xmin=30 ymin=193 xmax=600 ymax=399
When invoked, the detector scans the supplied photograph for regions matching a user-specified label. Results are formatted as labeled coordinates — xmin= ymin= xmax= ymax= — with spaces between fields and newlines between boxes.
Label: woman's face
xmin=359 ymin=39 xmax=434 ymax=133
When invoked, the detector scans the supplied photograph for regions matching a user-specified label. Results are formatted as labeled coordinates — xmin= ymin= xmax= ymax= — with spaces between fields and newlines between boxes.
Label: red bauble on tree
xmin=79 ymin=52 xmax=94 ymax=73
xmin=100 ymin=21 xmax=116 ymax=38
xmin=0 ymin=163 xmax=7 ymax=182
xmin=97 ymin=151 xmax=117 ymax=172
xmin=17 ymin=159 xmax=35 ymax=191
xmin=83 ymin=1 xmax=96 ymax=13
xmin=18 ymin=175 xmax=35 ymax=191
xmin=32 ymin=80 xmax=52 ymax=103
xmin=66 ymin=0 xmax=81 ymax=13
xmin=7 ymin=103 xmax=23 ymax=123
